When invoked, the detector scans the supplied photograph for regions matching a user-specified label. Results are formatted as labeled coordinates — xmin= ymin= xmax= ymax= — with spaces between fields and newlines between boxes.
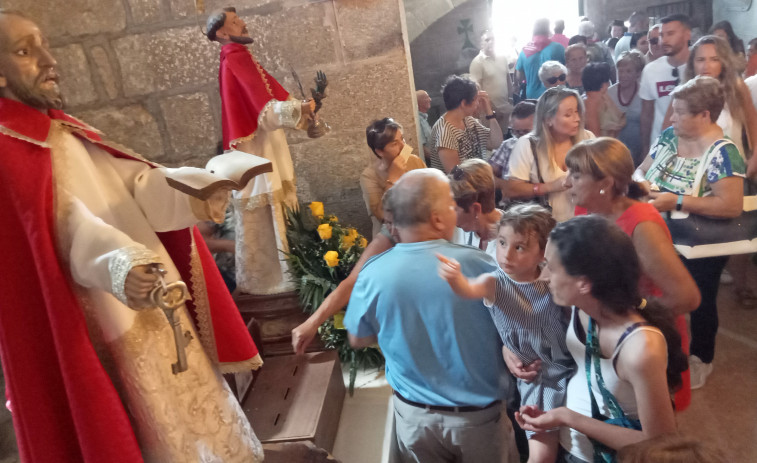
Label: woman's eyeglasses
xmin=649 ymin=37 xmax=659 ymax=45
xmin=547 ymin=73 xmax=567 ymax=85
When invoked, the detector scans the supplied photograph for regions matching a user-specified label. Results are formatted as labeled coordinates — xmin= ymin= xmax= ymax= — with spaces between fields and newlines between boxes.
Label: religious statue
xmin=0 ymin=12 xmax=263 ymax=462
xmin=206 ymin=6 xmax=318 ymax=295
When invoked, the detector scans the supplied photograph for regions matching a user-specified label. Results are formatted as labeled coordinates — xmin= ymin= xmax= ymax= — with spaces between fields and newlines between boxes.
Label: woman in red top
xmin=563 ymin=137 xmax=700 ymax=410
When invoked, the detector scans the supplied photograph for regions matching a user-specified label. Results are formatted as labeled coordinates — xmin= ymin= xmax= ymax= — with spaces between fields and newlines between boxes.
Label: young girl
xmin=438 ymin=204 xmax=576 ymax=463
xmin=516 ymin=216 xmax=685 ymax=462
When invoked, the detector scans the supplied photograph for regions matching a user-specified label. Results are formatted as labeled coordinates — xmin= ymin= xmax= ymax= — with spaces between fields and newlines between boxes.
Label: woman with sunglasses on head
xmin=539 ymin=61 xmax=568 ymax=90
xmin=565 ymin=44 xmax=588 ymax=95
xmin=503 ymin=87 xmax=595 ymax=222
xmin=583 ymin=62 xmax=625 ymax=139
xmin=360 ymin=118 xmax=426 ymax=238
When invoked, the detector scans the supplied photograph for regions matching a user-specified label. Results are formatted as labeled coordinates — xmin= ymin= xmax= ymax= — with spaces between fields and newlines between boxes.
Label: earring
xmin=599 ymin=189 xmax=605 ymax=195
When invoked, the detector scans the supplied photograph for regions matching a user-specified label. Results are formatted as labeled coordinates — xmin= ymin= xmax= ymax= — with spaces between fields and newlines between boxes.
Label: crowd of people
xmin=289 ymin=11 xmax=756 ymax=463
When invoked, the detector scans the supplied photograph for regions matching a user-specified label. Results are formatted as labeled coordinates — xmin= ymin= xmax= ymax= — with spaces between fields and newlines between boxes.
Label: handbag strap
xmin=528 ymin=136 xmax=546 ymax=184
xmin=689 ymin=139 xmax=733 ymax=199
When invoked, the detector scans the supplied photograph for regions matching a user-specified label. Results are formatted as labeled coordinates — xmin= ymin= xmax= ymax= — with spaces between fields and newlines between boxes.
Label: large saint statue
xmin=206 ymin=7 xmax=316 ymax=295
xmin=0 ymin=11 xmax=263 ymax=462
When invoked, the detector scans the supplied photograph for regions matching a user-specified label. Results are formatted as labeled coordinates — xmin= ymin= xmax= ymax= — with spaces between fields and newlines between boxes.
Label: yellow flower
xmin=341 ymin=228 xmax=358 ymax=249
xmin=309 ymin=201 xmax=324 ymax=218
xmin=323 ymin=250 xmax=339 ymax=267
xmin=358 ymin=237 xmax=368 ymax=248
xmin=329 ymin=214 xmax=339 ymax=223
xmin=317 ymin=223 xmax=333 ymax=240
xmin=333 ymin=311 xmax=345 ymax=330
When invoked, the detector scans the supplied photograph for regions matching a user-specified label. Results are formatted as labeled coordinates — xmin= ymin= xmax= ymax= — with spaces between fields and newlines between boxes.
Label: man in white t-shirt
xmin=470 ymin=30 xmax=513 ymax=133
xmin=639 ymin=13 xmax=691 ymax=155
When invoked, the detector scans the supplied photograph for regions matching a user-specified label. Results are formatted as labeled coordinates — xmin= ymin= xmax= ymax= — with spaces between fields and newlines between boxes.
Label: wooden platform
xmin=234 ymin=291 xmax=324 ymax=355
xmin=243 ymin=351 xmax=345 ymax=452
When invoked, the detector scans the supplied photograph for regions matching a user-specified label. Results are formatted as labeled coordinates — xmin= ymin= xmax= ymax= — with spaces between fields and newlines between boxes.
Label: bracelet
xmin=676 ymin=194 xmax=684 ymax=211
xmin=533 ymin=183 xmax=541 ymax=195
xmin=485 ymin=111 xmax=497 ymax=120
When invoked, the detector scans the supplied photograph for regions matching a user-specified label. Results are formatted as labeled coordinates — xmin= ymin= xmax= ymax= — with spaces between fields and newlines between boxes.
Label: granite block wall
xmin=8 ymin=0 xmax=419 ymax=235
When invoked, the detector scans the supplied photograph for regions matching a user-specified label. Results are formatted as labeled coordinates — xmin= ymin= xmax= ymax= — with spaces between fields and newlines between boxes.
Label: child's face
xmin=496 ymin=225 xmax=545 ymax=283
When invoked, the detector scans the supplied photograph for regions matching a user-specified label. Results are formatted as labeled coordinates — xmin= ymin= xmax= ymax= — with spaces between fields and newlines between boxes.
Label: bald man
xmin=416 ymin=89 xmax=432 ymax=162
xmin=345 ymin=169 xmax=514 ymax=462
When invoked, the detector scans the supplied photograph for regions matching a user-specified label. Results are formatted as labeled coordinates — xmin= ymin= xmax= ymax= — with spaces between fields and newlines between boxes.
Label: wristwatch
xmin=485 ymin=111 xmax=497 ymax=120
xmin=676 ymin=194 xmax=684 ymax=211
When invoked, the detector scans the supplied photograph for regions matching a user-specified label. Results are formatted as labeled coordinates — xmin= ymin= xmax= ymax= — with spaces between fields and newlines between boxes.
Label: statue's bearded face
xmin=0 ymin=14 xmax=62 ymax=110
xmin=221 ymin=12 xmax=250 ymax=39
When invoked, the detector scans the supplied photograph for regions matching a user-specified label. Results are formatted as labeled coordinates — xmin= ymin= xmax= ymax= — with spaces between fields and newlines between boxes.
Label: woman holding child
xmin=517 ymin=216 xmax=685 ymax=463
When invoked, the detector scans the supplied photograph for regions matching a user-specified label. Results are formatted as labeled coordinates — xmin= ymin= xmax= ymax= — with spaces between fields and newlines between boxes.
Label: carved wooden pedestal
xmin=233 ymin=291 xmax=323 ymax=355
xmin=243 ymin=351 xmax=345 ymax=453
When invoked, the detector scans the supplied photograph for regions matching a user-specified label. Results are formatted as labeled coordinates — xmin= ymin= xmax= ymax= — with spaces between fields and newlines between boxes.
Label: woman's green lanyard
xmin=585 ymin=317 xmax=643 ymax=463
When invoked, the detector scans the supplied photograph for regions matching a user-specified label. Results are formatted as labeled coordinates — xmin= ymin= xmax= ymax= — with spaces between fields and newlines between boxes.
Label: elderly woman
xmin=539 ymin=60 xmax=568 ymax=90
xmin=608 ymin=51 xmax=646 ymax=165
xmin=564 ymin=137 xmax=700 ymax=410
xmin=565 ymin=44 xmax=588 ymax=94
xmin=637 ymin=76 xmax=746 ymax=389
xmin=503 ymin=87 xmax=594 ymax=222
xmin=360 ymin=118 xmax=425 ymax=237
xmin=582 ymin=61 xmax=625 ymax=138
xmin=448 ymin=159 xmax=502 ymax=258
xmin=428 ymin=75 xmax=503 ymax=173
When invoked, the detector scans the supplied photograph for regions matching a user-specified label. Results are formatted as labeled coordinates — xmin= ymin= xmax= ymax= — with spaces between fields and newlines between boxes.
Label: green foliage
xmin=284 ymin=203 xmax=384 ymax=394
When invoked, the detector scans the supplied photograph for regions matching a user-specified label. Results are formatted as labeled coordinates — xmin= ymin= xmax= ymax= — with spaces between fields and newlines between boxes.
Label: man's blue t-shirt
xmin=344 ymin=239 xmax=512 ymax=407
xmin=516 ymin=42 xmax=566 ymax=99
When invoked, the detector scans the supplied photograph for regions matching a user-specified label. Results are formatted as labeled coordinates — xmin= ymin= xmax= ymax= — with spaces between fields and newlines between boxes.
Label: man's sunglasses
xmin=672 ymin=66 xmax=680 ymax=85
xmin=547 ymin=73 xmax=567 ymax=85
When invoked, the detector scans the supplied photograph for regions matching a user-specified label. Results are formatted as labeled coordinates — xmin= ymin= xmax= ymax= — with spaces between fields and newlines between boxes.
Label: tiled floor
xmin=1 ymin=282 xmax=756 ymax=462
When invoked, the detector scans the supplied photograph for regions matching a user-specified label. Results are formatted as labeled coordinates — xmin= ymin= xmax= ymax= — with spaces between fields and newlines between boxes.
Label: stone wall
xmin=408 ymin=0 xmax=490 ymax=124
xmin=10 ymin=0 xmax=419 ymax=235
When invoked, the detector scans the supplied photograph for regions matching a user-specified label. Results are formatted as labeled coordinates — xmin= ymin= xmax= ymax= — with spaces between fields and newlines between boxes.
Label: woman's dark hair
xmin=709 ymin=20 xmax=745 ymax=55
xmin=568 ymin=34 xmax=588 ymax=46
xmin=549 ymin=216 xmax=687 ymax=391
xmin=608 ymin=19 xmax=627 ymax=36
xmin=441 ymin=75 xmax=478 ymax=111
xmin=607 ymin=37 xmax=619 ymax=50
xmin=630 ymin=31 xmax=648 ymax=49
xmin=582 ymin=62 xmax=612 ymax=92
xmin=366 ymin=118 xmax=403 ymax=158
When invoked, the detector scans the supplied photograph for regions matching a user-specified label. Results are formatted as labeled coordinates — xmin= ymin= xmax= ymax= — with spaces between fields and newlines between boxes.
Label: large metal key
xmin=150 ymin=280 xmax=192 ymax=374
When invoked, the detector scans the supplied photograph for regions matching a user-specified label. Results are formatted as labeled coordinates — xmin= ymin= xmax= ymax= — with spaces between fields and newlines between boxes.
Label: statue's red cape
xmin=0 ymin=98 xmax=259 ymax=462
xmin=219 ymin=42 xmax=290 ymax=149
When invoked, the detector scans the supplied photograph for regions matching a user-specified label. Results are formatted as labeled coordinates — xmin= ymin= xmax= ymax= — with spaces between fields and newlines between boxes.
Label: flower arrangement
xmin=284 ymin=202 xmax=383 ymax=393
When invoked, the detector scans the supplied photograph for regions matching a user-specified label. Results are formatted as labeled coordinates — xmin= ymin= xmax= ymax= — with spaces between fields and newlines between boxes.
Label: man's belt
xmin=393 ymin=391 xmax=500 ymax=413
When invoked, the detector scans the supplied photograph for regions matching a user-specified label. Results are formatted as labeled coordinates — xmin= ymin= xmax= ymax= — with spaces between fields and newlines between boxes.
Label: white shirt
xmin=639 ymin=57 xmax=687 ymax=146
